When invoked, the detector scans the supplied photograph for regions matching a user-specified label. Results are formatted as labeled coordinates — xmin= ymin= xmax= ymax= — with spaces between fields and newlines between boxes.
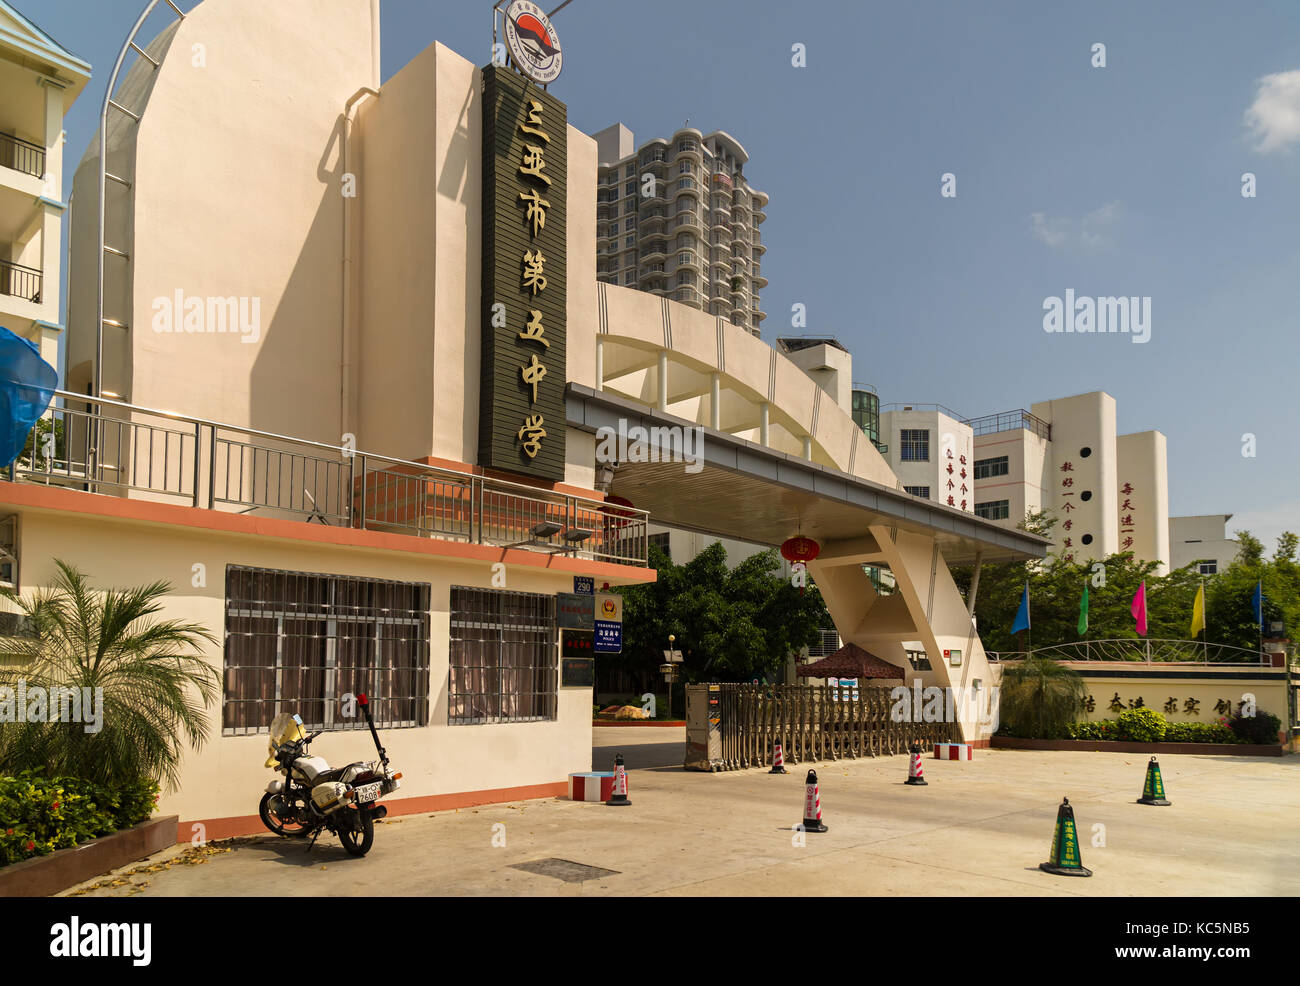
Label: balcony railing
xmin=966 ymin=408 xmax=1051 ymax=441
xmin=0 ymin=258 xmax=41 ymax=303
xmin=8 ymin=390 xmax=650 ymax=567
xmin=0 ymin=132 xmax=45 ymax=179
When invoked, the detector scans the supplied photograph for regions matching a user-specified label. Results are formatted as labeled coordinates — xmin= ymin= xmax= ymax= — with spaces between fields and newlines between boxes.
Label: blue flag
xmin=1252 ymin=581 xmax=1263 ymax=628
xmin=1011 ymin=581 xmax=1031 ymax=634
xmin=0 ymin=326 xmax=57 ymax=468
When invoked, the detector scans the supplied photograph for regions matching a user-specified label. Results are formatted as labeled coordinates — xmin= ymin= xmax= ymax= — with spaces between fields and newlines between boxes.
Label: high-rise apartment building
xmin=593 ymin=123 xmax=767 ymax=337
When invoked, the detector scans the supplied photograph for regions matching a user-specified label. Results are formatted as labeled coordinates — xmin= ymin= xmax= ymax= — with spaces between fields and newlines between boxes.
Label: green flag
xmin=1077 ymin=582 xmax=1089 ymax=636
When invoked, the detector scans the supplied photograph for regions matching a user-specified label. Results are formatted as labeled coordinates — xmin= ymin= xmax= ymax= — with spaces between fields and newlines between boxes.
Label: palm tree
xmin=0 ymin=560 xmax=220 ymax=790
xmin=997 ymin=655 xmax=1085 ymax=739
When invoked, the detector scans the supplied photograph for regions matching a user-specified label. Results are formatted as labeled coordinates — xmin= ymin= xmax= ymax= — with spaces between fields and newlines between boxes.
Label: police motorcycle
xmin=259 ymin=694 xmax=401 ymax=857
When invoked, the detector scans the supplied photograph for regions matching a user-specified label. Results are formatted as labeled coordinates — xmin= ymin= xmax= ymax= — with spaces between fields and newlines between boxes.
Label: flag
xmin=1131 ymin=582 xmax=1148 ymax=636
xmin=1011 ymin=582 xmax=1030 ymax=635
xmin=1251 ymin=581 xmax=1263 ymax=628
xmin=1077 ymin=583 xmax=1089 ymax=636
xmin=1190 ymin=583 xmax=1205 ymax=638
xmin=0 ymin=325 xmax=57 ymax=468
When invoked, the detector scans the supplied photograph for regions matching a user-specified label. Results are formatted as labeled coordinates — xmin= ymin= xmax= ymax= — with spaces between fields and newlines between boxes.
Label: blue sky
xmin=33 ymin=0 xmax=1300 ymax=549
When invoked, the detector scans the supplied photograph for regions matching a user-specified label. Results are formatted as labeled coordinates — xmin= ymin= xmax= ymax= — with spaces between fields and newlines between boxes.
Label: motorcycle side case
xmin=311 ymin=781 xmax=348 ymax=814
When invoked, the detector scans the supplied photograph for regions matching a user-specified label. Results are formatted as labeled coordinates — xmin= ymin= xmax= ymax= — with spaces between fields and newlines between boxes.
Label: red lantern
xmin=780 ymin=536 xmax=820 ymax=564
xmin=602 ymin=495 xmax=637 ymax=529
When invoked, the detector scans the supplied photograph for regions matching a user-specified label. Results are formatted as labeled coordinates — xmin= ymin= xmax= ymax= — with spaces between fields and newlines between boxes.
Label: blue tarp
xmin=0 ymin=325 xmax=57 ymax=468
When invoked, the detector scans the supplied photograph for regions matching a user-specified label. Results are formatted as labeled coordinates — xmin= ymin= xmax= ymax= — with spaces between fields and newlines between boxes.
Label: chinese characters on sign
xmin=479 ymin=66 xmax=567 ymax=481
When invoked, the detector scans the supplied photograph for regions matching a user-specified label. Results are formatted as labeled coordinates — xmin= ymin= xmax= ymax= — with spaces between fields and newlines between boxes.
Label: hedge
xmin=0 ymin=770 xmax=159 ymax=868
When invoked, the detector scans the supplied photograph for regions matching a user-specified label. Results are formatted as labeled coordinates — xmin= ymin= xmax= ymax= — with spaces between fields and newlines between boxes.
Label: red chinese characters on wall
xmin=1119 ymin=481 xmax=1136 ymax=551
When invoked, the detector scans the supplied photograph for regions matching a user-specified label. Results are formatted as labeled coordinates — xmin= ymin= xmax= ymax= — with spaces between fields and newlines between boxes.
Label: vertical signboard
xmin=480 ymin=64 xmax=567 ymax=481
xmin=594 ymin=591 xmax=622 ymax=653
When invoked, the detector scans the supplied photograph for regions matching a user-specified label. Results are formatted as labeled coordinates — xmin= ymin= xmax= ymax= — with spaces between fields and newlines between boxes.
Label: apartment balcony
xmin=7 ymin=391 xmax=651 ymax=567
xmin=0 ymin=258 xmax=41 ymax=304
xmin=674 ymin=142 xmax=702 ymax=165
xmin=673 ymin=213 xmax=698 ymax=230
xmin=638 ymin=242 xmax=668 ymax=262
xmin=752 ymin=273 xmax=768 ymax=289
xmin=752 ymin=237 xmax=766 ymax=255
xmin=0 ymin=133 xmax=45 ymax=180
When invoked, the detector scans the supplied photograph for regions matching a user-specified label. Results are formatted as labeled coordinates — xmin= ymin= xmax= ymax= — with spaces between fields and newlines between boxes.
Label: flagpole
xmin=1202 ymin=576 xmax=1207 ymax=663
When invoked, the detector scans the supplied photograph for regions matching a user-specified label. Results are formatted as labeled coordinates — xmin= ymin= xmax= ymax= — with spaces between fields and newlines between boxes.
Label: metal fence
xmin=10 ymin=390 xmax=649 ymax=567
xmin=987 ymin=639 xmax=1274 ymax=666
xmin=0 ymin=132 xmax=45 ymax=179
xmin=0 ymin=258 xmax=42 ymax=303
xmin=708 ymin=682 xmax=956 ymax=771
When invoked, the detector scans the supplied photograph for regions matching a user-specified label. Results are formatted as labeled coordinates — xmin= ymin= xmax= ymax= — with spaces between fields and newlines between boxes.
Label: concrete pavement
xmin=61 ymin=727 xmax=1300 ymax=897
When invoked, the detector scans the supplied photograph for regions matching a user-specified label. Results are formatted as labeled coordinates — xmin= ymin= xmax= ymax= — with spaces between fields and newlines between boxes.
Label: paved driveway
xmin=62 ymin=728 xmax=1300 ymax=896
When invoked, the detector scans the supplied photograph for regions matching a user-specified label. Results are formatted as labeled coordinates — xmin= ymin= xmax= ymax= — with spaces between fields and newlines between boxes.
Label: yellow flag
xmin=1190 ymin=584 xmax=1206 ymax=637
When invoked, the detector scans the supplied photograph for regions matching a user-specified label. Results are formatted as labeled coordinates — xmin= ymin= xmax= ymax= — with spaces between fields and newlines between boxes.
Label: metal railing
xmin=881 ymin=401 xmax=969 ymax=420
xmin=688 ymin=683 xmax=956 ymax=771
xmin=9 ymin=390 xmax=650 ymax=567
xmin=987 ymin=639 xmax=1275 ymax=666
xmin=0 ymin=132 xmax=45 ymax=179
xmin=966 ymin=408 xmax=1051 ymax=441
xmin=0 ymin=259 xmax=42 ymax=303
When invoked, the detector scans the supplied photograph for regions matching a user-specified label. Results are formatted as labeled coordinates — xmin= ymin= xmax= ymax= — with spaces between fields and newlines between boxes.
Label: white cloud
xmin=1029 ymin=201 xmax=1121 ymax=249
xmin=1244 ymin=69 xmax=1300 ymax=153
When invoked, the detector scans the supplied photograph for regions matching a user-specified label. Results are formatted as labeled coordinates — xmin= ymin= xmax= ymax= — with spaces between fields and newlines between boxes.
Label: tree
xmin=998 ymin=656 xmax=1085 ymax=738
xmin=955 ymin=516 xmax=1300 ymax=656
xmin=611 ymin=543 xmax=828 ymax=686
xmin=0 ymin=561 xmax=220 ymax=790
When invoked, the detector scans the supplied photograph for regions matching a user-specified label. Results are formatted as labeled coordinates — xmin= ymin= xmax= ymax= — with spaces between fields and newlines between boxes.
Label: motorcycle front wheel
xmin=338 ymin=810 xmax=375 ymax=857
xmin=259 ymin=791 xmax=311 ymax=838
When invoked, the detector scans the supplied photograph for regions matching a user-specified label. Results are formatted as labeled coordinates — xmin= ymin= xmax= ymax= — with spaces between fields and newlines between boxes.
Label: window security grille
xmin=223 ymin=566 xmax=430 ymax=735
xmin=449 ymin=587 xmax=557 ymax=724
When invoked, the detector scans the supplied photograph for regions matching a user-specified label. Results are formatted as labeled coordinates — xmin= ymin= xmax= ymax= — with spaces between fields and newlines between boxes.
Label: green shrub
xmin=1115 ymin=707 xmax=1168 ymax=743
xmin=1164 ymin=721 xmax=1236 ymax=744
xmin=0 ymin=770 xmax=158 ymax=868
xmin=1066 ymin=719 xmax=1118 ymax=741
xmin=1226 ymin=710 xmax=1282 ymax=746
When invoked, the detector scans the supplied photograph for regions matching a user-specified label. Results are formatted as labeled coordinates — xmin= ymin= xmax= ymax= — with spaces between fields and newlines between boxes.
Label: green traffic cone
xmin=1137 ymin=757 xmax=1171 ymax=806
xmin=1039 ymin=797 xmax=1092 ymax=877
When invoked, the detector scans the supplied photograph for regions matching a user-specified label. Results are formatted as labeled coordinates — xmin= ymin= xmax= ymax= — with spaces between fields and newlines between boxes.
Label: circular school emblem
xmin=503 ymin=0 xmax=563 ymax=84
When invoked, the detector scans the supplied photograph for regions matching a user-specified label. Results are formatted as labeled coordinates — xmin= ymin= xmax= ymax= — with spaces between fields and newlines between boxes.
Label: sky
xmin=28 ymin=0 xmax=1300 ymax=551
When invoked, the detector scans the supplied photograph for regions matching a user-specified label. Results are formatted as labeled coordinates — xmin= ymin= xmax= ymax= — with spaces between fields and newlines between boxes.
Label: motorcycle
xmin=258 ymin=693 xmax=401 ymax=857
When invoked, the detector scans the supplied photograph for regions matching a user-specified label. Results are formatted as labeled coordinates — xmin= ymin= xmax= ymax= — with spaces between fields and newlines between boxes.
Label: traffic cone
xmin=905 ymin=744 xmax=927 ymax=786
xmin=1038 ymin=797 xmax=1092 ymax=877
xmin=605 ymin=753 xmax=631 ymax=807
xmin=769 ymin=740 xmax=788 ymax=774
xmin=800 ymin=769 xmax=828 ymax=833
xmin=1136 ymin=757 xmax=1170 ymax=806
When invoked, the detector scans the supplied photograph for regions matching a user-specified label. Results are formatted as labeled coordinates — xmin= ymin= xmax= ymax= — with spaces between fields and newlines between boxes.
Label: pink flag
xmin=1131 ymin=581 xmax=1148 ymax=636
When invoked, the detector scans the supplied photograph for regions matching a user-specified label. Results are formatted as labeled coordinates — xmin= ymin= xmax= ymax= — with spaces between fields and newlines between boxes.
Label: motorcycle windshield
xmin=267 ymin=712 xmax=307 ymax=759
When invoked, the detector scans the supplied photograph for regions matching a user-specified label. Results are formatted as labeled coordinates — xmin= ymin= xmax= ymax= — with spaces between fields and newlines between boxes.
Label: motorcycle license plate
xmin=354 ymin=782 xmax=381 ymax=804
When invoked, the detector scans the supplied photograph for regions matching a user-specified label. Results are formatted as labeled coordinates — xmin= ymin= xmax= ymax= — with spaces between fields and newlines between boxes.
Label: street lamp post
xmin=667 ymin=634 xmax=675 ymax=720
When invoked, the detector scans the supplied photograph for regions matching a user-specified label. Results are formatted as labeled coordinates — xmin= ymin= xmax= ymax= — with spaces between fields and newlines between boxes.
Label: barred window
xmin=903 ymin=486 xmax=930 ymax=499
xmin=974 ymin=499 xmax=1010 ymax=520
xmin=973 ymin=455 xmax=1009 ymax=480
xmin=900 ymin=429 xmax=929 ymax=462
xmin=449 ymin=587 xmax=557 ymax=724
xmin=223 ymin=566 xmax=430 ymax=735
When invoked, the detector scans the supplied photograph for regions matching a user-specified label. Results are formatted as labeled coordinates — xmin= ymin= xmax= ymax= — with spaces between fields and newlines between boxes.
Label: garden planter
xmin=0 ymin=814 xmax=179 ymax=897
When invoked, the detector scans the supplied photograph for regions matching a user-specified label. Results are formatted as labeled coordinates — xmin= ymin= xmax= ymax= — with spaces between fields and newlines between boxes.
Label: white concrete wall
xmin=12 ymin=505 xmax=595 ymax=824
xmin=1031 ymin=392 xmax=1118 ymax=561
xmin=1170 ymin=515 xmax=1240 ymax=572
xmin=1117 ymin=430 xmax=1170 ymax=573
